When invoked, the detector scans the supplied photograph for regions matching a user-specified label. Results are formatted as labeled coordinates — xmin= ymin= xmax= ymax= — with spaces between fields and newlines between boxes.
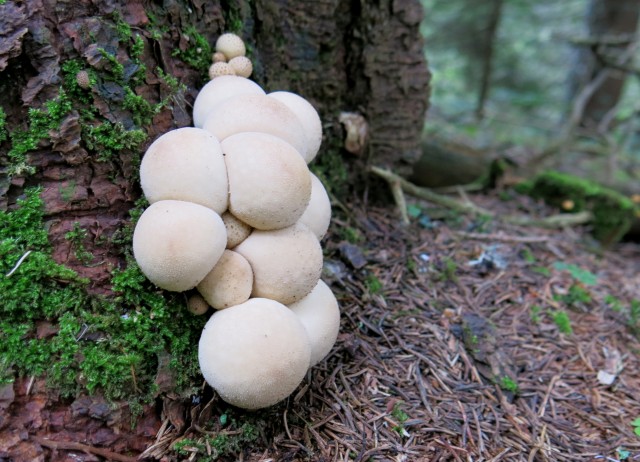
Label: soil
xmin=1 ymin=189 xmax=639 ymax=461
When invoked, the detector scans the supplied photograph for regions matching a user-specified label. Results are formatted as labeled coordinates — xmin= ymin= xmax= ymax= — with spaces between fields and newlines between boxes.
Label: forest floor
xmin=2 ymin=189 xmax=640 ymax=462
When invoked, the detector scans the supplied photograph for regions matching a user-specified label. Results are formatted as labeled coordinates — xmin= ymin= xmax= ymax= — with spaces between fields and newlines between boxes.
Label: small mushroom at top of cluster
xmin=209 ymin=32 xmax=253 ymax=80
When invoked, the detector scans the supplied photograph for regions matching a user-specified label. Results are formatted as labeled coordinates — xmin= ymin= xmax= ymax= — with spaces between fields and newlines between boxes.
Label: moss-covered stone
xmin=518 ymin=171 xmax=636 ymax=245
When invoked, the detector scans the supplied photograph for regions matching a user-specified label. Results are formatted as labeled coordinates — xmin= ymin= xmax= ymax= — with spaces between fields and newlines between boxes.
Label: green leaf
xmin=631 ymin=417 xmax=640 ymax=427
xmin=552 ymin=262 xmax=598 ymax=285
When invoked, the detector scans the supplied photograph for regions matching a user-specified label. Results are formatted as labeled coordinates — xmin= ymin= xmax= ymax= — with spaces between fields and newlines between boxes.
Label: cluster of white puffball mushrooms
xmin=132 ymin=33 xmax=340 ymax=410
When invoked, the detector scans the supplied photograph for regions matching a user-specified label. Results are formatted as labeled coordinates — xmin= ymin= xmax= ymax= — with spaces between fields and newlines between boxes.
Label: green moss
xmin=365 ymin=274 xmax=383 ymax=294
xmin=518 ymin=171 xmax=635 ymax=244
xmin=551 ymin=310 xmax=573 ymax=335
xmin=7 ymin=91 xmax=72 ymax=176
xmin=172 ymin=26 xmax=213 ymax=75
xmin=1 ymin=189 xmax=207 ymax=401
xmin=498 ymin=375 xmax=519 ymax=393
xmin=0 ymin=106 xmax=7 ymax=143
xmin=173 ymin=422 xmax=259 ymax=461
xmin=83 ymin=122 xmax=147 ymax=162
xmin=65 ymin=222 xmax=94 ymax=264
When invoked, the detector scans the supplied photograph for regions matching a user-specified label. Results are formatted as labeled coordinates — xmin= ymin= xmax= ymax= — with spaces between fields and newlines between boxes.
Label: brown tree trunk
xmin=570 ymin=0 xmax=640 ymax=128
xmin=475 ymin=0 xmax=503 ymax=120
xmin=0 ymin=0 xmax=430 ymax=289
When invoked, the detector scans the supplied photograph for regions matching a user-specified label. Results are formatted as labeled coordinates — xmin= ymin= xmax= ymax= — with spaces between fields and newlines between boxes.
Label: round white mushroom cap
xmin=288 ymin=280 xmax=340 ymax=367
xmin=208 ymin=61 xmax=235 ymax=80
xmin=222 ymin=132 xmax=311 ymax=230
xmin=140 ymin=128 xmax=228 ymax=214
xmin=202 ymin=94 xmax=308 ymax=157
xmin=298 ymin=173 xmax=332 ymax=240
xmin=229 ymin=56 xmax=253 ymax=78
xmin=198 ymin=298 xmax=311 ymax=410
xmin=215 ymin=33 xmax=246 ymax=60
xmin=234 ymin=222 xmax=323 ymax=304
xmin=221 ymin=212 xmax=252 ymax=248
xmin=268 ymin=91 xmax=322 ymax=163
xmin=187 ymin=293 xmax=210 ymax=315
xmin=133 ymin=200 xmax=227 ymax=292
xmin=192 ymin=76 xmax=265 ymax=128
xmin=197 ymin=250 xmax=253 ymax=310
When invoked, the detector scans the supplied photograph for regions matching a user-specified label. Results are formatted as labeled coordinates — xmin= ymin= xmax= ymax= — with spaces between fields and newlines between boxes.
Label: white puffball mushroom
xmin=228 ymin=56 xmax=253 ymax=78
xmin=234 ymin=223 xmax=323 ymax=304
xmin=222 ymin=212 xmax=252 ymax=248
xmin=198 ymin=298 xmax=311 ymax=410
xmin=298 ymin=173 xmax=332 ymax=240
xmin=209 ymin=62 xmax=235 ymax=80
xmin=222 ymin=132 xmax=312 ymax=230
xmin=202 ymin=93 xmax=308 ymax=157
xmin=215 ymin=32 xmax=246 ymax=60
xmin=212 ymin=51 xmax=227 ymax=63
xmin=140 ymin=128 xmax=228 ymax=214
xmin=133 ymin=200 xmax=227 ymax=292
xmin=197 ymin=250 xmax=253 ymax=310
xmin=268 ymin=91 xmax=322 ymax=163
xmin=192 ymin=76 xmax=265 ymax=128
xmin=288 ymin=280 xmax=340 ymax=367
xmin=187 ymin=293 xmax=210 ymax=315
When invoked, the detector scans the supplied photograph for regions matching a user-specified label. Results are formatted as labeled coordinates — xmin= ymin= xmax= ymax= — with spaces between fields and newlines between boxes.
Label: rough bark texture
xmin=0 ymin=0 xmax=430 ymax=289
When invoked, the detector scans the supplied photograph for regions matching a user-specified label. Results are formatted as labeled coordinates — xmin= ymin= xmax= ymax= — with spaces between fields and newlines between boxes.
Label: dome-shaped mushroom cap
xmin=198 ymin=298 xmax=311 ymax=410
xmin=197 ymin=250 xmax=253 ymax=310
xmin=140 ymin=128 xmax=228 ymax=214
xmin=133 ymin=200 xmax=227 ymax=292
xmin=268 ymin=91 xmax=322 ymax=163
xmin=288 ymin=280 xmax=340 ymax=367
xmin=192 ymin=76 xmax=265 ymax=128
xmin=187 ymin=293 xmax=210 ymax=315
xmin=229 ymin=56 xmax=253 ymax=78
xmin=215 ymin=33 xmax=246 ymax=60
xmin=298 ymin=173 xmax=331 ymax=240
xmin=234 ymin=223 xmax=323 ymax=304
xmin=221 ymin=212 xmax=252 ymax=248
xmin=208 ymin=61 xmax=235 ymax=80
xmin=202 ymin=94 xmax=308 ymax=157
xmin=222 ymin=132 xmax=311 ymax=230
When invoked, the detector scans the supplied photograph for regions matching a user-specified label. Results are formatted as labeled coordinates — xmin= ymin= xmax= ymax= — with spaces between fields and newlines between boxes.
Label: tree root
xmin=369 ymin=166 xmax=593 ymax=229
xmin=32 ymin=435 xmax=139 ymax=462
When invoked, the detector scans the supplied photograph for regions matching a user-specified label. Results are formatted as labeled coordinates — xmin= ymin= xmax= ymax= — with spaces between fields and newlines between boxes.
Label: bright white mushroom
xmin=288 ymin=280 xmax=340 ymax=366
xmin=139 ymin=127 xmax=228 ymax=214
xmin=133 ymin=200 xmax=227 ymax=292
xmin=222 ymin=132 xmax=311 ymax=230
xmin=298 ymin=172 xmax=332 ymax=240
xmin=234 ymin=222 xmax=323 ymax=304
xmin=198 ymin=298 xmax=311 ymax=409
xmin=197 ymin=250 xmax=253 ymax=309
xmin=192 ymin=76 xmax=265 ymax=128
xmin=202 ymin=93 xmax=308 ymax=156
xmin=268 ymin=91 xmax=323 ymax=163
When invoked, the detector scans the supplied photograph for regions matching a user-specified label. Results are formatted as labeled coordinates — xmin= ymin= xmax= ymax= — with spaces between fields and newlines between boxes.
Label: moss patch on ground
xmin=517 ymin=171 xmax=636 ymax=244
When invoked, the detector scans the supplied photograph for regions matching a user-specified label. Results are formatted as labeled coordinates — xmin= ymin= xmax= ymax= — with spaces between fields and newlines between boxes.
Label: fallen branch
xmin=32 ymin=436 xmax=139 ymax=462
xmin=369 ymin=166 xmax=594 ymax=229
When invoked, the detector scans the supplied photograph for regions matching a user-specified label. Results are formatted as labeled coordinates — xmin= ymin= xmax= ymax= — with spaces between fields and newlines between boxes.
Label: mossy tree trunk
xmin=0 ymin=0 xmax=429 ymax=289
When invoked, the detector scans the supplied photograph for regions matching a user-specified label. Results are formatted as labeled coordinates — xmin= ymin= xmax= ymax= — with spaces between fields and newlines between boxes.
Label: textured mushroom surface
xmin=140 ymin=128 xmax=228 ymax=214
xmin=222 ymin=132 xmax=311 ymax=230
xmin=208 ymin=61 xmax=235 ymax=79
xmin=198 ymin=298 xmax=311 ymax=409
xmin=288 ymin=280 xmax=340 ymax=366
xmin=197 ymin=250 xmax=253 ymax=310
xmin=234 ymin=223 xmax=323 ymax=304
xmin=187 ymin=293 xmax=210 ymax=316
xmin=221 ymin=212 xmax=252 ymax=248
xmin=133 ymin=200 xmax=227 ymax=292
xmin=298 ymin=173 xmax=332 ymax=240
xmin=229 ymin=56 xmax=252 ymax=78
xmin=192 ymin=76 xmax=265 ymax=128
xmin=202 ymin=94 xmax=308 ymax=156
xmin=268 ymin=91 xmax=323 ymax=163
xmin=215 ymin=32 xmax=246 ymax=60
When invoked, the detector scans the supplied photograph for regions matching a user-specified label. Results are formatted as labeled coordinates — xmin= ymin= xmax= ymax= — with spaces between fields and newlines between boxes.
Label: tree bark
xmin=0 ymin=0 xmax=430 ymax=290
xmin=569 ymin=0 xmax=640 ymax=128
xmin=475 ymin=0 xmax=503 ymax=120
